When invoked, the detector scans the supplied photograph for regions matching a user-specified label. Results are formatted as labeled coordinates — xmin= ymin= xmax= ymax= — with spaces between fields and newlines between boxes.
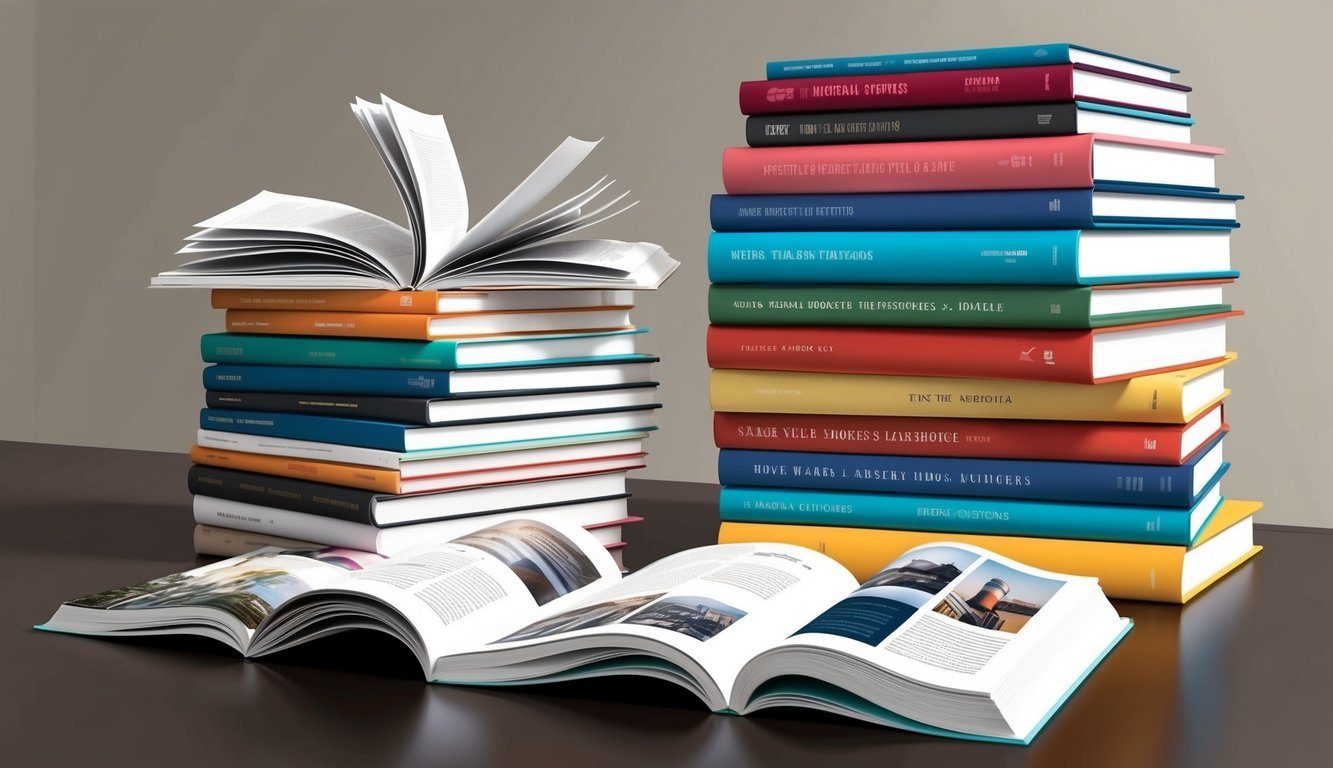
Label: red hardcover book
xmin=721 ymin=134 xmax=1223 ymax=195
xmin=706 ymin=312 xmax=1238 ymax=384
xmin=713 ymin=406 xmax=1229 ymax=465
xmin=739 ymin=64 xmax=1190 ymax=115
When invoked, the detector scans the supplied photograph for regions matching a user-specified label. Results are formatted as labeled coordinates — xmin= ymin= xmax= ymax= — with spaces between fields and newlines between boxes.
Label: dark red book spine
xmin=707 ymin=325 xmax=1095 ymax=383
xmin=740 ymin=64 xmax=1074 ymax=115
xmin=713 ymin=411 xmax=1227 ymax=465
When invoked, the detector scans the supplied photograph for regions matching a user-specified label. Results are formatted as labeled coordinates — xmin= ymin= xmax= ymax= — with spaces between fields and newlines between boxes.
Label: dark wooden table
xmin=0 ymin=441 xmax=1326 ymax=767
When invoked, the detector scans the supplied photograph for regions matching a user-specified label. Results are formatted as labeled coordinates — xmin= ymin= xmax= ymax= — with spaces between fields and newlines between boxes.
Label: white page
xmin=192 ymin=191 xmax=414 ymax=284
xmin=381 ymin=96 xmax=470 ymax=279
xmin=352 ymin=98 xmax=425 ymax=278
xmin=434 ymin=136 xmax=601 ymax=275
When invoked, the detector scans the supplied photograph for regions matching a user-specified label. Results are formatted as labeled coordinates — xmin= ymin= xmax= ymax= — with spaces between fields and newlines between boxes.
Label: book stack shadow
xmin=160 ymin=96 xmax=678 ymax=567
xmin=709 ymin=45 xmax=1262 ymax=603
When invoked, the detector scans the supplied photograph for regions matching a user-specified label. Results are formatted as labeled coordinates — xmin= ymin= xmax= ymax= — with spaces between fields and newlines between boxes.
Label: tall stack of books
xmin=708 ymin=44 xmax=1261 ymax=602
xmin=154 ymin=95 xmax=678 ymax=566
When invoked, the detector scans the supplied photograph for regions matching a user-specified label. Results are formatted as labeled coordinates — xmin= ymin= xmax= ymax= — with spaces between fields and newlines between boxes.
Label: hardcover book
xmin=222 ymin=307 xmax=634 ymax=340
xmin=767 ymin=44 xmax=1177 ymax=81
xmin=721 ymin=135 xmax=1223 ymax=195
xmin=709 ymin=354 xmax=1233 ymax=423
xmin=40 ymin=518 xmax=1130 ymax=744
xmin=706 ymin=313 xmax=1236 ymax=384
xmin=210 ymin=288 xmax=636 ymax=314
xmin=718 ymin=499 xmax=1262 ymax=603
xmin=739 ymin=64 xmax=1190 ymax=116
xmin=707 ymin=281 xmax=1233 ymax=329
xmin=152 ymin=96 xmax=678 ymax=290
xmin=712 ymin=405 xmax=1226 ymax=465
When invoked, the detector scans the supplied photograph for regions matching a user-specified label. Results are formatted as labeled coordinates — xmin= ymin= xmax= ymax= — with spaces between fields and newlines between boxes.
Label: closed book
xmin=706 ymin=313 xmax=1235 ymax=384
xmin=211 ymin=288 xmax=635 ymax=314
xmin=199 ymin=406 xmax=662 ymax=452
xmin=740 ymin=64 xmax=1190 ymax=116
xmin=713 ymin=405 xmax=1227 ymax=465
xmin=767 ymin=44 xmax=1177 ymax=81
xmin=709 ymin=186 xmax=1242 ymax=231
xmin=721 ymin=135 xmax=1222 ymax=195
xmin=223 ymin=307 xmax=633 ymax=340
xmin=708 ymin=282 xmax=1232 ymax=329
xmin=192 ymin=496 xmax=635 ymax=556
xmin=203 ymin=359 xmax=658 ymax=398
xmin=187 ymin=464 xmax=630 ymax=527
xmin=720 ymin=475 xmax=1225 ymax=544
xmin=189 ymin=442 xmax=648 ymax=495
xmin=204 ymin=385 xmax=659 ymax=426
xmin=706 ymin=229 xmax=1235 ymax=286
xmin=719 ymin=433 xmax=1226 ymax=507
xmin=200 ymin=329 xmax=646 ymax=370
xmin=746 ymin=102 xmax=1193 ymax=146
xmin=710 ymin=354 xmax=1232 ymax=424
xmin=718 ymin=499 xmax=1262 ymax=603
xmin=195 ymin=427 xmax=654 ymax=471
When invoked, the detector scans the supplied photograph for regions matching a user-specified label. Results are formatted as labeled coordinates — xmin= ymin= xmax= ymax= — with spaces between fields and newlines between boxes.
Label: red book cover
xmin=706 ymin=313 xmax=1236 ymax=384
xmin=713 ymin=410 xmax=1228 ymax=465
xmin=740 ymin=64 xmax=1075 ymax=115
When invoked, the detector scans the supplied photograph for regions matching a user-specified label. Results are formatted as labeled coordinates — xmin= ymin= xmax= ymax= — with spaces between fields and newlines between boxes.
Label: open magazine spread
xmin=151 ymin=95 xmax=678 ymax=290
xmin=39 ymin=520 xmax=1129 ymax=744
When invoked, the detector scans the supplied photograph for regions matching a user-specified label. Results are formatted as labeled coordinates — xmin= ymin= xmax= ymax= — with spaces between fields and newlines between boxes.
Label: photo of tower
xmin=932 ymin=560 xmax=1064 ymax=634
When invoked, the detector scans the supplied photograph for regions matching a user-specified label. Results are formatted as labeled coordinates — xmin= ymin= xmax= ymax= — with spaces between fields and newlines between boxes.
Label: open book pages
xmin=151 ymin=95 xmax=678 ymax=290
xmin=39 ymin=520 xmax=1127 ymax=743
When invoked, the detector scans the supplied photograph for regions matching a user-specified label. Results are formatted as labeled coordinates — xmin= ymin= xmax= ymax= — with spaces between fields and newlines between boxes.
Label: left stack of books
xmin=153 ymin=95 xmax=678 ymax=566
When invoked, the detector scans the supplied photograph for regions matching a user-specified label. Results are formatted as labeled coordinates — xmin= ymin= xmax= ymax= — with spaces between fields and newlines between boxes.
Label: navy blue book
xmin=718 ymin=434 xmax=1226 ymax=508
xmin=203 ymin=358 xmax=659 ymax=398
xmin=710 ymin=185 xmax=1242 ymax=232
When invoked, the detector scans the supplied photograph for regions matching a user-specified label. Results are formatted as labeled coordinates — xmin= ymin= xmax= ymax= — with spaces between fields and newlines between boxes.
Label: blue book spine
xmin=201 ymin=333 xmax=462 ymax=369
xmin=707 ymin=231 xmax=1082 ymax=285
xmin=718 ymin=486 xmax=1208 ymax=545
xmin=718 ymin=449 xmax=1221 ymax=507
xmin=710 ymin=190 xmax=1093 ymax=232
xmin=767 ymin=44 xmax=1084 ymax=78
xmin=204 ymin=365 xmax=455 ymax=397
xmin=765 ymin=44 xmax=1176 ymax=80
xmin=199 ymin=409 xmax=411 ymax=452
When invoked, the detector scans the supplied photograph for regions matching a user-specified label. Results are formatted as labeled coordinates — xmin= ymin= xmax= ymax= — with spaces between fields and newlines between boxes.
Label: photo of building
xmin=620 ymin=595 xmax=747 ymax=642
xmin=857 ymin=545 xmax=981 ymax=596
xmin=932 ymin=560 xmax=1065 ymax=634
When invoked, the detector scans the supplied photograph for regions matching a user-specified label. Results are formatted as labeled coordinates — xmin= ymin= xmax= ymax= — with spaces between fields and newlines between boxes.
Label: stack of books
xmin=708 ymin=43 xmax=1261 ymax=602
xmin=154 ymin=95 xmax=679 ymax=566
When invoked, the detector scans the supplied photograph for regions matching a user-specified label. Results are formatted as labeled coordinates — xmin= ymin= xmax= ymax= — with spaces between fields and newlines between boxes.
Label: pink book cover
xmin=721 ymin=134 xmax=1224 ymax=195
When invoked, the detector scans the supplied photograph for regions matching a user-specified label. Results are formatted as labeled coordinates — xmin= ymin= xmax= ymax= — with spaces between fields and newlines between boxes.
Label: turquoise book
xmin=200 ymin=329 xmax=648 ymax=370
xmin=767 ymin=43 xmax=1177 ymax=80
xmin=707 ymin=230 xmax=1237 ymax=286
xmin=39 ymin=518 xmax=1130 ymax=744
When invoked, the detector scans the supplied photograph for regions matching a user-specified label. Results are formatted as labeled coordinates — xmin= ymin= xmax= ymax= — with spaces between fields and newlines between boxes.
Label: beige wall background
xmin=3 ymin=0 xmax=1329 ymax=526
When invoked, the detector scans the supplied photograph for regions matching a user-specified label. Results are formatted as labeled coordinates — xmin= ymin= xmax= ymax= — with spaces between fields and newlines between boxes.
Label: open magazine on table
xmin=151 ymin=95 xmax=678 ymax=290
xmin=39 ymin=519 xmax=1130 ymax=744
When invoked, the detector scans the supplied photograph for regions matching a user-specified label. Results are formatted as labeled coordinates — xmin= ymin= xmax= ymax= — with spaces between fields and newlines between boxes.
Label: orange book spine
xmin=213 ymin=289 xmax=446 ymax=314
xmin=224 ymin=310 xmax=433 ymax=340
xmin=190 ymin=445 xmax=402 ymax=494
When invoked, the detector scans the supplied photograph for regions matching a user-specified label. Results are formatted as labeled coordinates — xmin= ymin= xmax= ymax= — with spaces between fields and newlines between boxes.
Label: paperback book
xmin=40 ymin=518 xmax=1129 ymax=744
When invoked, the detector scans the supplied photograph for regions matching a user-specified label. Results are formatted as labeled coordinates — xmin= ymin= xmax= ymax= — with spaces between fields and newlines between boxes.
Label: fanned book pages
xmin=151 ymin=96 xmax=678 ymax=290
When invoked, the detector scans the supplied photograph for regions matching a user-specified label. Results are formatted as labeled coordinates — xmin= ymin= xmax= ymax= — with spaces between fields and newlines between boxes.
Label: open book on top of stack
xmin=151 ymin=95 xmax=678 ymax=290
xmin=40 ymin=518 xmax=1129 ymax=744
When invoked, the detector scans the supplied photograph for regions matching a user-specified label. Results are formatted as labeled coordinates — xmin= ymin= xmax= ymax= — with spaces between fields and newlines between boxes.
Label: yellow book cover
xmin=718 ymin=499 xmax=1262 ymax=603
xmin=710 ymin=353 xmax=1234 ymax=423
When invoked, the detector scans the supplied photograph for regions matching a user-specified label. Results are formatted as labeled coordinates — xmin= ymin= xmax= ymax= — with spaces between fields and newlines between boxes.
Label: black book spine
xmin=206 ymin=390 xmax=430 ymax=425
xmin=188 ymin=465 xmax=383 ymax=524
xmin=745 ymin=102 xmax=1080 ymax=147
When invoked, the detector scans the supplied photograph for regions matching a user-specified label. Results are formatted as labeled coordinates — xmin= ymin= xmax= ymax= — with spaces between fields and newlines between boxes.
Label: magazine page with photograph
xmin=434 ymin=542 xmax=860 ymax=710
xmin=729 ymin=542 xmax=1132 ymax=743
xmin=38 ymin=518 xmax=622 ymax=677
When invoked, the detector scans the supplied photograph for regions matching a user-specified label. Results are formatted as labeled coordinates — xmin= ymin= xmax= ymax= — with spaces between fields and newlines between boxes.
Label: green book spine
xmin=708 ymin=285 xmax=1094 ymax=328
